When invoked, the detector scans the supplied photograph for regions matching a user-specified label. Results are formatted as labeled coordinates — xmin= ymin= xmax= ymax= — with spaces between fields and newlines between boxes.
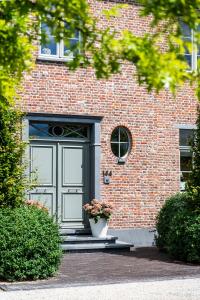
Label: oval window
xmin=110 ymin=127 xmax=131 ymax=160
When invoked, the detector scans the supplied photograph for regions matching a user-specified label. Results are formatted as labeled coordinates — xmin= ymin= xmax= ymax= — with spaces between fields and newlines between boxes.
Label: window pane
xmin=41 ymin=38 xmax=57 ymax=55
xmin=180 ymin=22 xmax=191 ymax=38
xmin=64 ymin=39 xmax=79 ymax=57
xmin=180 ymin=22 xmax=192 ymax=68
xmin=63 ymin=125 xmax=88 ymax=138
xmin=111 ymin=128 xmax=119 ymax=142
xmin=74 ymin=29 xmax=79 ymax=39
xmin=29 ymin=123 xmax=49 ymax=138
xmin=180 ymin=152 xmax=192 ymax=171
xmin=120 ymin=127 xmax=129 ymax=142
xmin=111 ymin=143 xmax=119 ymax=157
xmin=184 ymin=54 xmax=192 ymax=67
xmin=120 ymin=143 xmax=129 ymax=157
xmin=181 ymin=172 xmax=191 ymax=182
xmin=40 ymin=24 xmax=57 ymax=56
xmin=179 ymin=129 xmax=194 ymax=146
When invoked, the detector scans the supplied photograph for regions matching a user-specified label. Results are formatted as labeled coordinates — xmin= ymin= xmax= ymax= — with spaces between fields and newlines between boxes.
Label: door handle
xmin=67 ymin=189 xmax=80 ymax=193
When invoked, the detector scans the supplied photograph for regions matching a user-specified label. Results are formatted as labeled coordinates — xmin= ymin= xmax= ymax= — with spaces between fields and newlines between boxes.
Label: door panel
xmin=62 ymin=193 xmax=83 ymax=221
xmin=30 ymin=193 xmax=54 ymax=215
xmin=29 ymin=143 xmax=57 ymax=218
xmin=31 ymin=146 xmax=54 ymax=185
xmin=62 ymin=147 xmax=83 ymax=185
xmin=58 ymin=143 xmax=89 ymax=228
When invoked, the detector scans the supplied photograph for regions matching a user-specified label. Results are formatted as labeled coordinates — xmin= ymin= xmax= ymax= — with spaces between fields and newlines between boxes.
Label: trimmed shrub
xmin=156 ymin=193 xmax=200 ymax=263
xmin=156 ymin=192 xmax=188 ymax=250
xmin=0 ymin=205 xmax=62 ymax=281
xmin=0 ymin=104 xmax=27 ymax=208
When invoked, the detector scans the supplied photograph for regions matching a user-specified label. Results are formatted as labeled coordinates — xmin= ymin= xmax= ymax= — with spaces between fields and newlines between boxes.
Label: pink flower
xmin=25 ymin=200 xmax=48 ymax=212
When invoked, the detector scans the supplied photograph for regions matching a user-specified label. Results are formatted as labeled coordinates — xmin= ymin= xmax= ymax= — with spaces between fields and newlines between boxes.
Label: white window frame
xmin=181 ymin=23 xmax=200 ymax=70
xmin=38 ymin=24 xmax=80 ymax=62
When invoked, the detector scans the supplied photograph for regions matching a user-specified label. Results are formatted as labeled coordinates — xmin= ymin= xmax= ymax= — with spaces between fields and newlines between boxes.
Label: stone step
xmin=61 ymin=235 xmax=117 ymax=244
xmin=60 ymin=228 xmax=91 ymax=236
xmin=61 ymin=240 xmax=134 ymax=252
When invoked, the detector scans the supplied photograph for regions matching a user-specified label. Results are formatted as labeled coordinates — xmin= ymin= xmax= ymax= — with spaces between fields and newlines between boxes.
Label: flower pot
xmin=89 ymin=218 xmax=108 ymax=238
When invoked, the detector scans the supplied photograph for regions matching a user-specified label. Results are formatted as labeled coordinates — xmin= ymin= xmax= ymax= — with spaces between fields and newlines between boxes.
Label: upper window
xmin=39 ymin=23 xmax=80 ymax=61
xmin=110 ymin=127 xmax=131 ymax=162
xmin=179 ymin=129 xmax=194 ymax=191
xmin=180 ymin=22 xmax=200 ymax=70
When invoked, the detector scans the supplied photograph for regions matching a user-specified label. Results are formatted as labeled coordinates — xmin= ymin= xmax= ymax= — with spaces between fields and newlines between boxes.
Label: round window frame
xmin=110 ymin=126 xmax=131 ymax=163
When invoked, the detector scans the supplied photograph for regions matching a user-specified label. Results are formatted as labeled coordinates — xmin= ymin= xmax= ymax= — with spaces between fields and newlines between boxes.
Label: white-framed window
xmin=110 ymin=126 xmax=131 ymax=163
xmin=180 ymin=22 xmax=200 ymax=70
xmin=38 ymin=23 xmax=80 ymax=61
xmin=179 ymin=129 xmax=194 ymax=191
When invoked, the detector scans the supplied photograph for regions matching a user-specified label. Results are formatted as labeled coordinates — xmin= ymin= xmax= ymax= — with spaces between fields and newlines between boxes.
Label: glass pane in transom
xmin=29 ymin=123 xmax=49 ymax=138
xmin=29 ymin=122 xmax=89 ymax=139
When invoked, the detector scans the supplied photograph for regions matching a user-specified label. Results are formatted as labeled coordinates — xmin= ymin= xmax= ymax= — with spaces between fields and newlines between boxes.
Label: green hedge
xmin=156 ymin=193 xmax=200 ymax=263
xmin=0 ymin=205 xmax=62 ymax=281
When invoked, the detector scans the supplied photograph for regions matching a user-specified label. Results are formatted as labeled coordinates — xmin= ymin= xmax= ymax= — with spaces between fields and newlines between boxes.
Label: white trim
xmin=175 ymin=124 xmax=196 ymax=129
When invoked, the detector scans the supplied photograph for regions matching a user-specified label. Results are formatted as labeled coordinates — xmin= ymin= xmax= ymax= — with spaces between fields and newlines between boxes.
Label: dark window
xmin=179 ymin=129 xmax=194 ymax=190
xmin=111 ymin=127 xmax=131 ymax=159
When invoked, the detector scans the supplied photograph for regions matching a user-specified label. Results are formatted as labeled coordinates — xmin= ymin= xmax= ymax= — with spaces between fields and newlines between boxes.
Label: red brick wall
xmin=19 ymin=1 xmax=198 ymax=229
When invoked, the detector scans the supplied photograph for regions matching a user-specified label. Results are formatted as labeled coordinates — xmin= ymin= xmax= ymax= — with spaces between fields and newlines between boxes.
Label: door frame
xmin=22 ymin=113 xmax=102 ymax=211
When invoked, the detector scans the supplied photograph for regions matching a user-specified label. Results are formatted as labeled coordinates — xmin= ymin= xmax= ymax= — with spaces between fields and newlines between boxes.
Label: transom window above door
xmin=29 ymin=122 xmax=89 ymax=139
xmin=39 ymin=23 xmax=80 ymax=61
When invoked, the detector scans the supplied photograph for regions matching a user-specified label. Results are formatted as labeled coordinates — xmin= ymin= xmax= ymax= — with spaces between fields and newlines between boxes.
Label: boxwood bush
xmin=156 ymin=193 xmax=200 ymax=263
xmin=0 ymin=205 xmax=62 ymax=281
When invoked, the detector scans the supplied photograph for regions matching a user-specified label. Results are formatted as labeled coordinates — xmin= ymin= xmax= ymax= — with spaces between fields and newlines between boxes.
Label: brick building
xmin=20 ymin=1 xmax=197 ymax=246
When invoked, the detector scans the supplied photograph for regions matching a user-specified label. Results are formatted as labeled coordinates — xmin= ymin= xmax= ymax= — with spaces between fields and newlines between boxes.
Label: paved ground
xmin=1 ymin=278 xmax=200 ymax=300
xmin=0 ymin=247 xmax=200 ymax=292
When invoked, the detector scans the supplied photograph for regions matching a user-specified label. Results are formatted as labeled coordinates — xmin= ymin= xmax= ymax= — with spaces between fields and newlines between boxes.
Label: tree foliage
xmin=0 ymin=1 xmax=199 ymax=205
xmin=1 ymin=0 xmax=200 ymax=104
xmin=186 ymin=106 xmax=200 ymax=211
xmin=0 ymin=101 xmax=27 ymax=208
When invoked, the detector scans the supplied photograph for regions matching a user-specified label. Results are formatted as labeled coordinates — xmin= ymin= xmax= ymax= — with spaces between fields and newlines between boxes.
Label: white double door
xmin=29 ymin=141 xmax=89 ymax=229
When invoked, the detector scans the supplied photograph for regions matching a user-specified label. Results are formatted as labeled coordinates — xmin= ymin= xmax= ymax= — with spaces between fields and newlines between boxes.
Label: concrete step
xmin=60 ymin=228 xmax=91 ymax=236
xmin=61 ymin=235 xmax=117 ymax=244
xmin=61 ymin=240 xmax=134 ymax=253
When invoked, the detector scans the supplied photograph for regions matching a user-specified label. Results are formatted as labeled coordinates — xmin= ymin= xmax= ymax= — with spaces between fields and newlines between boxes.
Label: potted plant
xmin=83 ymin=199 xmax=114 ymax=238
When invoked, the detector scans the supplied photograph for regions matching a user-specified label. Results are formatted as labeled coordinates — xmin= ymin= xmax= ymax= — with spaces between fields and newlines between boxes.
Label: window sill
xmin=37 ymin=55 xmax=74 ymax=63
